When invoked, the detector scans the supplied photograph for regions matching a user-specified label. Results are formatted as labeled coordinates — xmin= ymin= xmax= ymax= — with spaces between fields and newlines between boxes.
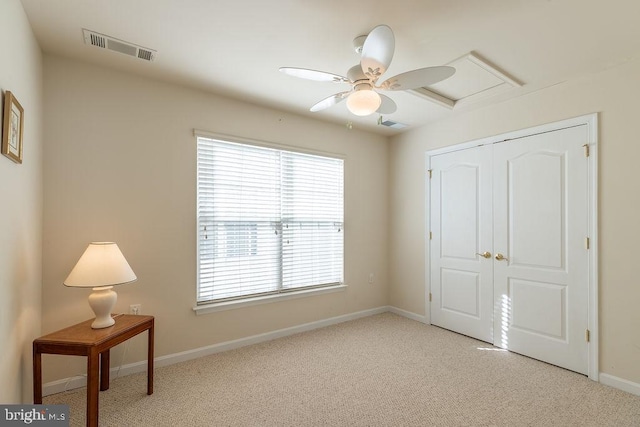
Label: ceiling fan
xmin=280 ymin=24 xmax=456 ymax=117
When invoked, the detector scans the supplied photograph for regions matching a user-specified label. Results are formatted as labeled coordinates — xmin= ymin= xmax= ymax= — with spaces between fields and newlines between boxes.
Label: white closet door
xmin=492 ymin=125 xmax=589 ymax=374
xmin=430 ymin=145 xmax=494 ymax=343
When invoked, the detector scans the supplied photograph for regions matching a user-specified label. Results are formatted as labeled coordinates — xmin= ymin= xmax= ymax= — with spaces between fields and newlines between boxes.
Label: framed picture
xmin=2 ymin=91 xmax=24 ymax=164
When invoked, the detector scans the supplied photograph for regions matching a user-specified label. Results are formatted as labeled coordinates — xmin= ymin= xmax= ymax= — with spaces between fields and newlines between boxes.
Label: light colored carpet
xmin=44 ymin=313 xmax=640 ymax=426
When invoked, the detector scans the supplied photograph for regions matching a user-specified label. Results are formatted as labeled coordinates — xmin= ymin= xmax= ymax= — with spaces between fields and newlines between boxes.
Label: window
xmin=197 ymin=137 xmax=344 ymax=304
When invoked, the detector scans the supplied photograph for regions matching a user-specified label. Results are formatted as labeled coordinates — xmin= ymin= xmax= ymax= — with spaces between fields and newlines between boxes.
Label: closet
xmin=428 ymin=117 xmax=596 ymax=376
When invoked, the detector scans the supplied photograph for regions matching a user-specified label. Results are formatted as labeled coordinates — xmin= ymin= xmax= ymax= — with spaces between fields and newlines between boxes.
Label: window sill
xmin=193 ymin=284 xmax=347 ymax=315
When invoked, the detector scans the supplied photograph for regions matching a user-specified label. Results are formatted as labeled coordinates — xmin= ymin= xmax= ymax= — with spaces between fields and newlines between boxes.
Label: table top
xmin=34 ymin=314 xmax=154 ymax=346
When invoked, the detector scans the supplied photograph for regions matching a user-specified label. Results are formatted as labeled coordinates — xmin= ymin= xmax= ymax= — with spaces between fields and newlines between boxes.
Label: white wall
xmin=389 ymin=56 xmax=640 ymax=385
xmin=41 ymin=56 xmax=389 ymax=383
xmin=0 ymin=0 xmax=43 ymax=403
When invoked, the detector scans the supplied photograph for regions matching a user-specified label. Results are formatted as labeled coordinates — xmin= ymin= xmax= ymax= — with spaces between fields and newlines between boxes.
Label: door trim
xmin=425 ymin=113 xmax=598 ymax=380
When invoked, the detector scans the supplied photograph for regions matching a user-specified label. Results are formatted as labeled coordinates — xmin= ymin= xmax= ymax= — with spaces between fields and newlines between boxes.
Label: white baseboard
xmin=599 ymin=373 xmax=640 ymax=396
xmin=388 ymin=306 xmax=428 ymax=323
xmin=43 ymin=305 xmax=389 ymax=397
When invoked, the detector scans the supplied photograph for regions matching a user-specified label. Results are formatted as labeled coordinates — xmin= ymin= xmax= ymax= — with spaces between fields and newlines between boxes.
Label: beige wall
xmin=0 ymin=0 xmax=43 ymax=403
xmin=41 ymin=56 xmax=389 ymax=383
xmin=389 ymin=56 xmax=640 ymax=384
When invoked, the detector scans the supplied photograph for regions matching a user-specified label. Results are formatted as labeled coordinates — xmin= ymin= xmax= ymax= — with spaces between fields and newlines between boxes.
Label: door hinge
xmin=583 ymin=144 xmax=590 ymax=157
xmin=585 ymin=237 xmax=590 ymax=250
xmin=429 ymin=293 xmax=432 ymax=302
xmin=429 ymin=231 xmax=432 ymax=240
xmin=428 ymin=169 xmax=432 ymax=179
xmin=585 ymin=329 xmax=590 ymax=342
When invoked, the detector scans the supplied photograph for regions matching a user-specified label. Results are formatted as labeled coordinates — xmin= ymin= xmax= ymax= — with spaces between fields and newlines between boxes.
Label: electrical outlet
xmin=130 ymin=304 xmax=141 ymax=315
xmin=368 ymin=273 xmax=375 ymax=284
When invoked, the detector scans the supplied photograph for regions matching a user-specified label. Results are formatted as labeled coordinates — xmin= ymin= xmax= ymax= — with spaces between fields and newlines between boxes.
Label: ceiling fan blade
xmin=360 ymin=25 xmax=395 ymax=81
xmin=310 ymin=91 xmax=351 ymax=112
xmin=377 ymin=94 xmax=397 ymax=114
xmin=378 ymin=66 xmax=456 ymax=90
xmin=279 ymin=67 xmax=349 ymax=83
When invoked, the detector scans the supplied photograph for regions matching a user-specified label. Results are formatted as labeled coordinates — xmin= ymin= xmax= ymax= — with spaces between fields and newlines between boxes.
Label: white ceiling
xmin=19 ymin=0 xmax=640 ymax=135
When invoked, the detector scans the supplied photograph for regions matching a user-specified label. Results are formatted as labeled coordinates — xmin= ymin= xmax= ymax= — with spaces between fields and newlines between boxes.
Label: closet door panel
xmin=492 ymin=126 xmax=589 ymax=375
xmin=430 ymin=145 xmax=493 ymax=343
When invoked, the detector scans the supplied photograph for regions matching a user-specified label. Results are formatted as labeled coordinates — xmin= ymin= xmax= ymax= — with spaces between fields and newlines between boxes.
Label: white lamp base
xmin=88 ymin=286 xmax=117 ymax=329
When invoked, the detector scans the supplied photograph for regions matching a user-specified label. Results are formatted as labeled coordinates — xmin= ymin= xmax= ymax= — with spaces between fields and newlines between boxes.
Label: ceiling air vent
xmin=82 ymin=29 xmax=157 ymax=62
xmin=379 ymin=119 xmax=408 ymax=129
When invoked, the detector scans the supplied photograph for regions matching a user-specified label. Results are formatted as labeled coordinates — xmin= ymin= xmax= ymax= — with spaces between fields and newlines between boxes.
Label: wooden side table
xmin=33 ymin=314 xmax=154 ymax=427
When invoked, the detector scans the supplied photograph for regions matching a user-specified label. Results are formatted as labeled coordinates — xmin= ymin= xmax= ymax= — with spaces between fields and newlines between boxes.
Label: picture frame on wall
xmin=2 ymin=91 xmax=24 ymax=164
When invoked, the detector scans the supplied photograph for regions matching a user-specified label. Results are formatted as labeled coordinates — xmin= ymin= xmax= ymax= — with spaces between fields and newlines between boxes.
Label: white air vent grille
xmin=380 ymin=120 xmax=408 ymax=129
xmin=88 ymin=33 xmax=106 ymax=48
xmin=82 ymin=29 xmax=157 ymax=62
xmin=138 ymin=49 xmax=154 ymax=61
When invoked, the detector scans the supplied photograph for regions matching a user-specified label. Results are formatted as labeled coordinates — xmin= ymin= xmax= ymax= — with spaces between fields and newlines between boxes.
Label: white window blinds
xmin=197 ymin=137 xmax=344 ymax=303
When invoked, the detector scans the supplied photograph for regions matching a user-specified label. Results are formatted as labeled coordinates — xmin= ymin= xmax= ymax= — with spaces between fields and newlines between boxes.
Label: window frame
xmin=194 ymin=131 xmax=346 ymax=312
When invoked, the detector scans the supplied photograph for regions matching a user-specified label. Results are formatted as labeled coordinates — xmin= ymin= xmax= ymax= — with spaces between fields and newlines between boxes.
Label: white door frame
xmin=425 ymin=113 xmax=598 ymax=380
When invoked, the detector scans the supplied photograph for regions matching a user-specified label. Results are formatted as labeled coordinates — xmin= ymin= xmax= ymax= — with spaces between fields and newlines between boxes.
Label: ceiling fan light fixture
xmin=281 ymin=25 xmax=455 ymax=117
xmin=346 ymin=89 xmax=381 ymax=116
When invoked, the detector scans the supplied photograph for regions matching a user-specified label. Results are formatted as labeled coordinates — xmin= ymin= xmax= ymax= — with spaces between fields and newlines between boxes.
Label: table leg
xmin=33 ymin=344 xmax=42 ymax=404
xmin=147 ymin=321 xmax=154 ymax=395
xmin=87 ymin=350 xmax=100 ymax=427
xmin=100 ymin=349 xmax=110 ymax=391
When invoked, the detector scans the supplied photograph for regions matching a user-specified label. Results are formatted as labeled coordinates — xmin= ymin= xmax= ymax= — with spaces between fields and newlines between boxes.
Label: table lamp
xmin=64 ymin=242 xmax=137 ymax=329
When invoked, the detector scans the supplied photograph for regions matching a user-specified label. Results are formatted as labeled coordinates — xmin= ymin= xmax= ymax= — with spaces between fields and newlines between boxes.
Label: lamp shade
xmin=346 ymin=89 xmax=381 ymax=116
xmin=64 ymin=242 xmax=137 ymax=288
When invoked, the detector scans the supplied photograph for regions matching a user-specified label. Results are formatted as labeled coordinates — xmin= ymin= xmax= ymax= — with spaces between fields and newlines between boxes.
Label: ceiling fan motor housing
xmin=353 ymin=82 xmax=373 ymax=92
xmin=347 ymin=65 xmax=369 ymax=84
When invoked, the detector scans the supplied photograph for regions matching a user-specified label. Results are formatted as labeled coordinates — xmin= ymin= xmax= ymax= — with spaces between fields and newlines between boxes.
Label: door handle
xmin=476 ymin=251 xmax=491 ymax=259
xmin=495 ymin=253 xmax=508 ymax=261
